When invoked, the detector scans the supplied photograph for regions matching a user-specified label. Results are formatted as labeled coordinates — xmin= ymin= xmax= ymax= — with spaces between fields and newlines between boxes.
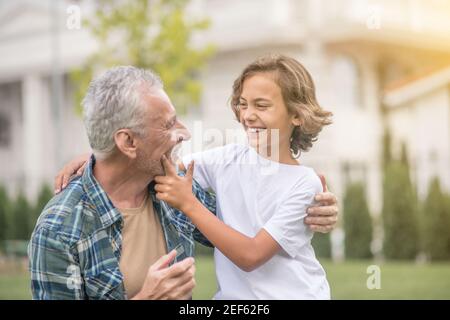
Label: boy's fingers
xmin=62 ymin=173 xmax=70 ymax=189
xmin=161 ymin=155 xmax=177 ymax=177
xmin=156 ymin=192 xmax=167 ymax=201
xmin=154 ymin=184 xmax=170 ymax=193
xmin=54 ymin=174 xmax=62 ymax=194
xmin=154 ymin=176 xmax=170 ymax=184
xmin=186 ymin=161 xmax=195 ymax=179
xmin=77 ymin=163 xmax=87 ymax=175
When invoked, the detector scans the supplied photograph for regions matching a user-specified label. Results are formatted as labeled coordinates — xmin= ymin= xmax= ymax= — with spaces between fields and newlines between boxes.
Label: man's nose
xmin=172 ymin=121 xmax=191 ymax=142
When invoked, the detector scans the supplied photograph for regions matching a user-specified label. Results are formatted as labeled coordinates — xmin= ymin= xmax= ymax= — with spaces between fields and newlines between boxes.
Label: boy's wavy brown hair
xmin=231 ymin=54 xmax=333 ymax=157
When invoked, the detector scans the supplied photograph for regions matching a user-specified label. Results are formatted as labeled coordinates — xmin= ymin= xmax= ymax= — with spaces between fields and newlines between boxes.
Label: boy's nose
xmin=242 ymin=108 xmax=257 ymax=122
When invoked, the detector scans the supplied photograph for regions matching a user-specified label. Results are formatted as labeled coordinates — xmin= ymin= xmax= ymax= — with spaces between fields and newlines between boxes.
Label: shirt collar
xmin=81 ymin=155 xmax=123 ymax=228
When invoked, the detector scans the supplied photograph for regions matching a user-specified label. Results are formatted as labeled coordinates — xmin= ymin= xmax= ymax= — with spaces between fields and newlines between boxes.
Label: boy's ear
xmin=291 ymin=114 xmax=302 ymax=127
xmin=114 ymin=129 xmax=138 ymax=159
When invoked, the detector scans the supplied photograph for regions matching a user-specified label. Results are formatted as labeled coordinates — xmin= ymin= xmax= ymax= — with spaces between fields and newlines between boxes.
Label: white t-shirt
xmin=183 ymin=144 xmax=330 ymax=299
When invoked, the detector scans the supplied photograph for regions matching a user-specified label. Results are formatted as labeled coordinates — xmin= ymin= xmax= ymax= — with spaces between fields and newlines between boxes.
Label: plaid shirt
xmin=28 ymin=156 xmax=215 ymax=300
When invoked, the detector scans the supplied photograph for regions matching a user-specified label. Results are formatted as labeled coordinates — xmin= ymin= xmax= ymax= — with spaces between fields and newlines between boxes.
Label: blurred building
xmin=0 ymin=0 xmax=449 ymax=241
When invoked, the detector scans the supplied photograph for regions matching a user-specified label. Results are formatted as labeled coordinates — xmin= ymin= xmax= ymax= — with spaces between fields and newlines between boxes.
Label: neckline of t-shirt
xmin=245 ymin=144 xmax=303 ymax=168
xmin=117 ymin=193 xmax=150 ymax=215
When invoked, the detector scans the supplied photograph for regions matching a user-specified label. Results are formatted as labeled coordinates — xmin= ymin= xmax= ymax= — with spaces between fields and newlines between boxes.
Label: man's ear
xmin=114 ymin=129 xmax=137 ymax=159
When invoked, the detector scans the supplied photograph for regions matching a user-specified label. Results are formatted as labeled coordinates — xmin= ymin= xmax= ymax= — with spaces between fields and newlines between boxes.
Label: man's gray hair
xmin=82 ymin=66 xmax=163 ymax=160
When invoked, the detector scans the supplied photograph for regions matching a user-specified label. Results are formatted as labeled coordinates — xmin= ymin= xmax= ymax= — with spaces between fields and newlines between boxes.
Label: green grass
xmin=1 ymin=256 xmax=449 ymax=299
xmin=0 ymin=274 xmax=31 ymax=300
xmin=193 ymin=256 xmax=450 ymax=300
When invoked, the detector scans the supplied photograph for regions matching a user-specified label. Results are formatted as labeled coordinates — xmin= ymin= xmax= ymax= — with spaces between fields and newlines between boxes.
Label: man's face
xmin=135 ymin=88 xmax=190 ymax=177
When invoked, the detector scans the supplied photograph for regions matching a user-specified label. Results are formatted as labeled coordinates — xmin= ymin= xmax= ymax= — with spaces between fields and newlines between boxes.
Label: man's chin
xmin=168 ymin=143 xmax=182 ymax=164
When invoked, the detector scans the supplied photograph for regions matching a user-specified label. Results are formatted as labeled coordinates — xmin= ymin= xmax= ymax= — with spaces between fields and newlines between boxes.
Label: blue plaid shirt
xmin=28 ymin=156 xmax=215 ymax=300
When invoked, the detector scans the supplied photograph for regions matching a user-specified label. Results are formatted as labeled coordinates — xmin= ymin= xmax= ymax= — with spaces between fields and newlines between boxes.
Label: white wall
xmin=388 ymin=87 xmax=450 ymax=199
xmin=0 ymin=82 xmax=23 ymax=197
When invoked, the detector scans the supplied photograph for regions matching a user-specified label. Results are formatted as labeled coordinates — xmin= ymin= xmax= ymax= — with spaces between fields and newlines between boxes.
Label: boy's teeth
xmin=248 ymin=128 xmax=266 ymax=133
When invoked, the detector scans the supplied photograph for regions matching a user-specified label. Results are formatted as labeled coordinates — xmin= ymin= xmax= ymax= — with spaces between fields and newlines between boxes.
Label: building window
xmin=0 ymin=113 xmax=11 ymax=147
xmin=331 ymin=55 xmax=362 ymax=109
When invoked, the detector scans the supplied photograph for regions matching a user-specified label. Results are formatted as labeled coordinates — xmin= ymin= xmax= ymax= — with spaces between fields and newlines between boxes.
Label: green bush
xmin=343 ymin=182 xmax=373 ymax=259
xmin=312 ymin=232 xmax=332 ymax=258
xmin=0 ymin=185 xmax=11 ymax=251
xmin=11 ymin=191 xmax=32 ymax=240
xmin=31 ymin=184 xmax=53 ymax=230
xmin=422 ymin=177 xmax=450 ymax=261
xmin=382 ymin=162 xmax=420 ymax=260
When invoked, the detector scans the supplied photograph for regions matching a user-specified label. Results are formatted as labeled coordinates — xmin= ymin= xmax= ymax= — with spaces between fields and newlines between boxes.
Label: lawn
xmin=1 ymin=256 xmax=449 ymax=299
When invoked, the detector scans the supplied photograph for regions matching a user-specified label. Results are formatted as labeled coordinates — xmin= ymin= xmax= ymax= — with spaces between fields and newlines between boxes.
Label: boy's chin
xmin=248 ymin=141 xmax=274 ymax=154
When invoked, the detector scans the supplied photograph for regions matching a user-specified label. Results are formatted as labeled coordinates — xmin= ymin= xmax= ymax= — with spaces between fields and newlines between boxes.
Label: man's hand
xmin=305 ymin=174 xmax=339 ymax=233
xmin=54 ymin=153 xmax=90 ymax=194
xmin=132 ymin=250 xmax=196 ymax=300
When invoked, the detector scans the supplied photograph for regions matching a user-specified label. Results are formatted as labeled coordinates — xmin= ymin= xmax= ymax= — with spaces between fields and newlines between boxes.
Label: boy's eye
xmin=257 ymin=104 xmax=268 ymax=109
xmin=238 ymin=103 xmax=248 ymax=109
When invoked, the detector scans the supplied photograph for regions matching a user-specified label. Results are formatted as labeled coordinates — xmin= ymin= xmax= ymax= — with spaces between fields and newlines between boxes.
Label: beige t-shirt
xmin=118 ymin=194 xmax=167 ymax=299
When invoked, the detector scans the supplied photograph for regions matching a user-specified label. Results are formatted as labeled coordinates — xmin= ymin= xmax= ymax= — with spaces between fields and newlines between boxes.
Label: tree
xmin=11 ymin=191 xmax=32 ymax=240
xmin=343 ymin=182 xmax=373 ymax=259
xmin=381 ymin=129 xmax=392 ymax=171
xmin=31 ymin=184 xmax=54 ymax=230
xmin=382 ymin=161 xmax=420 ymax=260
xmin=312 ymin=233 xmax=332 ymax=259
xmin=400 ymin=142 xmax=410 ymax=169
xmin=380 ymin=133 xmax=420 ymax=260
xmin=422 ymin=177 xmax=450 ymax=260
xmin=71 ymin=0 xmax=215 ymax=115
xmin=0 ymin=185 xmax=11 ymax=251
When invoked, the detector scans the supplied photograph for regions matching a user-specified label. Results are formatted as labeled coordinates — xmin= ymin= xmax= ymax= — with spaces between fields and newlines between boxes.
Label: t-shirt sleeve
xmin=182 ymin=145 xmax=234 ymax=192
xmin=262 ymin=172 xmax=322 ymax=258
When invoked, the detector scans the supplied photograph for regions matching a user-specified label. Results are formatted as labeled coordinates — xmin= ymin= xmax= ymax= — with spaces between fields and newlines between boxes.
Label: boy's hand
xmin=154 ymin=155 xmax=197 ymax=212
xmin=54 ymin=153 xmax=90 ymax=194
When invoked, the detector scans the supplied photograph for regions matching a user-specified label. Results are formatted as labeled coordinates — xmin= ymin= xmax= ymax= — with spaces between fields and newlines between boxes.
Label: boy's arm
xmin=181 ymin=198 xmax=280 ymax=272
xmin=191 ymin=178 xmax=216 ymax=247
xmin=175 ymin=169 xmax=216 ymax=248
xmin=156 ymin=158 xmax=281 ymax=271
xmin=156 ymin=157 xmax=318 ymax=272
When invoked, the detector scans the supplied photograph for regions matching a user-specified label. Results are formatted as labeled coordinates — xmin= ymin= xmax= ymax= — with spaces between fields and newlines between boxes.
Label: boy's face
xmin=238 ymin=73 xmax=297 ymax=155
